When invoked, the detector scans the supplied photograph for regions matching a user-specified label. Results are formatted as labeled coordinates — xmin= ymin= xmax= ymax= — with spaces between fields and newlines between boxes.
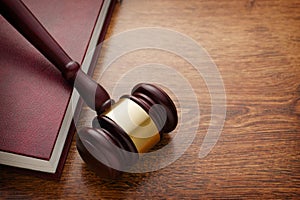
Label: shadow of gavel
xmin=1 ymin=0 xmax=178 ymax=178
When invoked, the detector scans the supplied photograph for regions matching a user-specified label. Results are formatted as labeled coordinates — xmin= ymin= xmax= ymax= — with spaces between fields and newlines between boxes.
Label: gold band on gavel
xmin=103 ymin=98 xmax=160 ymax=153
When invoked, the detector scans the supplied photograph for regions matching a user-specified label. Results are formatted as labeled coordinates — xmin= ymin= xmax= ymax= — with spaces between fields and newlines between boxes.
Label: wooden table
xmin=1 ymin=0 xmax=299 ymax=198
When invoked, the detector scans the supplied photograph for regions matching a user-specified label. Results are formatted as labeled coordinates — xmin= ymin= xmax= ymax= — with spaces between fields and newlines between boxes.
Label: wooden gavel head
xmin=76 ymin=83 xmax=178 ymax=178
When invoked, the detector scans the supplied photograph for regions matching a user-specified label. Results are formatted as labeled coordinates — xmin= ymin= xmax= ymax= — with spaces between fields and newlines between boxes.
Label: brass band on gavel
xmin=103 ymin=98 xmax=160 ymax=153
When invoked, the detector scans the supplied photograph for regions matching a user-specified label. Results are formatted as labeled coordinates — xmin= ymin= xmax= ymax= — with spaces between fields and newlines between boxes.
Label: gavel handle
xmin=0 ymin=0 xmax=110 ymax=113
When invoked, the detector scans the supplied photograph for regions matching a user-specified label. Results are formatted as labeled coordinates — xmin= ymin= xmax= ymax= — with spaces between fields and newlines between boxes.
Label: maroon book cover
xmin=0 ymin=0 xmax=116 ymax=179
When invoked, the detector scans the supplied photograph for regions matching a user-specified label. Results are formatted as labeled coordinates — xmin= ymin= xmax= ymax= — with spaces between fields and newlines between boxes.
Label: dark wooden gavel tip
xmin=132 ymin=83 xmax=178 ymax=133
xmin=76 ymin=83 xmax=178 ymax=178
xmin=76 ymin=127 xmax=136 ymax=179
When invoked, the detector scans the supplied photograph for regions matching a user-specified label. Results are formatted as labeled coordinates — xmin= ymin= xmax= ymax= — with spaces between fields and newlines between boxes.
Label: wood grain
xmin=1 ymin=0 xmax=299 ymax=199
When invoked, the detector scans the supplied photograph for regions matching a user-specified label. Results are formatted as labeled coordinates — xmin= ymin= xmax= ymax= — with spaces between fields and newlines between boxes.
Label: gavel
xmin=1 ymin=0 xmax=178 ymax=178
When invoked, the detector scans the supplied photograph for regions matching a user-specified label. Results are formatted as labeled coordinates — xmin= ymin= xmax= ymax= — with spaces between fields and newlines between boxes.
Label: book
xmin=0 ymin=0 xmax=116 ymax=179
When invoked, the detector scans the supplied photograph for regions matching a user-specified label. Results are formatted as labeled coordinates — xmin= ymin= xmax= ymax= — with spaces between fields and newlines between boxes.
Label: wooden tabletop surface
xmin=1 ymin=0 xmax=299 ymax=199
